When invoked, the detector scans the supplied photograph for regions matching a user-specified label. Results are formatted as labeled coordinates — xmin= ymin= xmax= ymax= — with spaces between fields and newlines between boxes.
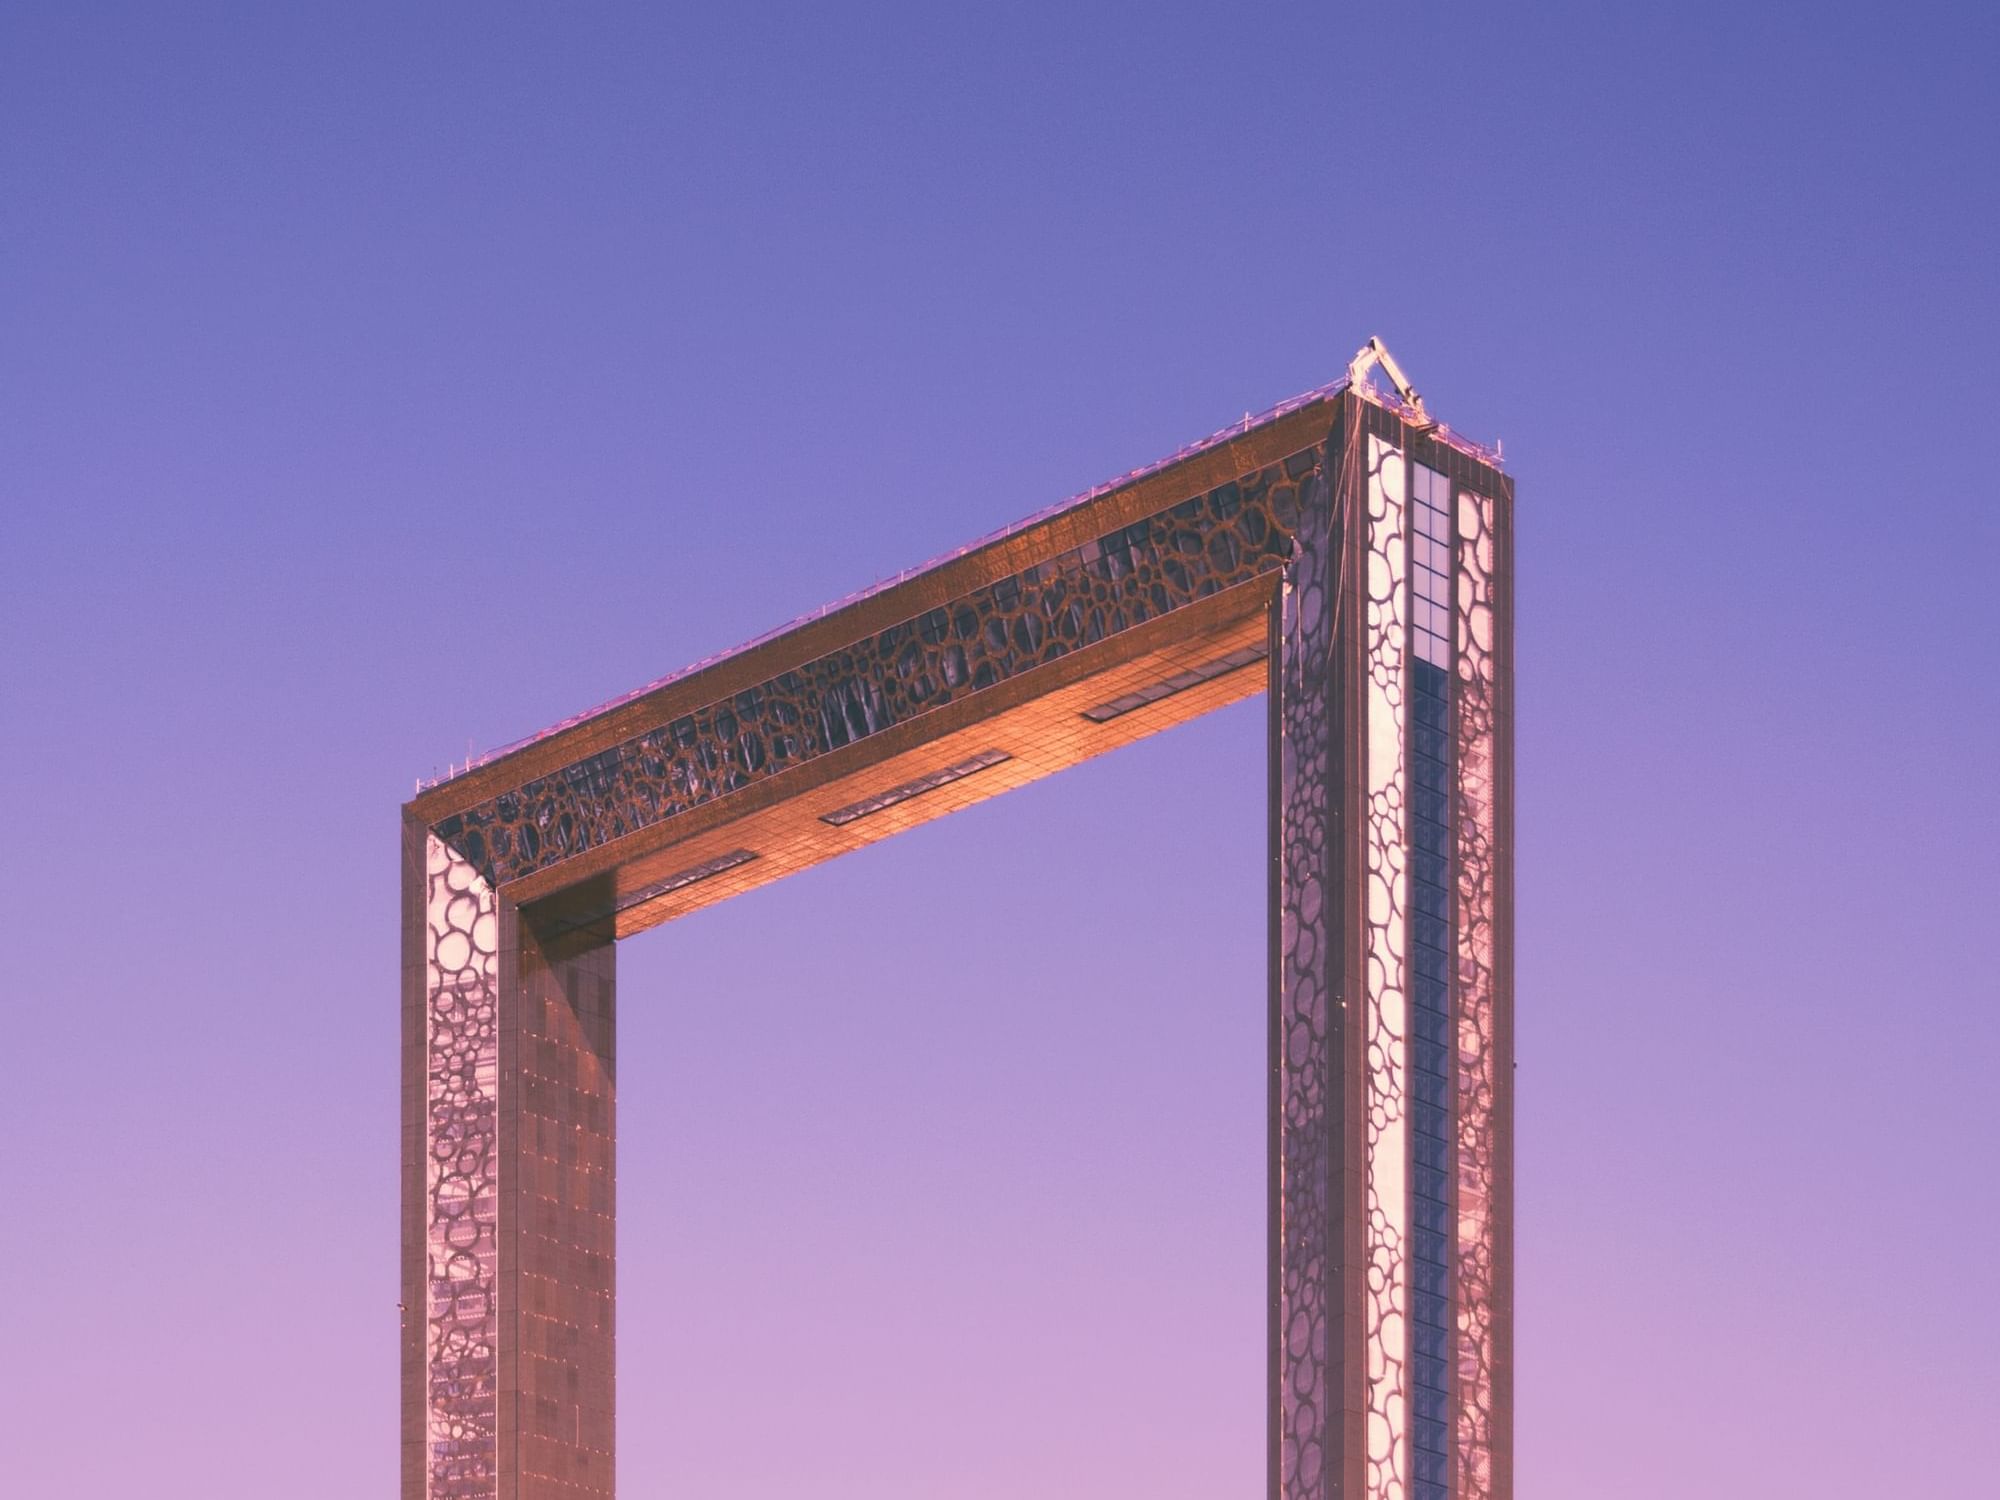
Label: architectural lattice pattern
xmin=422 ymin=835 xmax=501 ymax=1500
xmin=1275 ymin=456 xmax=1336 ymax=1495
xmin=434 ymin=461 xmax=1319 ymax=887
xmin=1362 ymin=433 xmax=1409 ymax=1500
xmin=1452 ymin=486 xmax=1500 ymax=1500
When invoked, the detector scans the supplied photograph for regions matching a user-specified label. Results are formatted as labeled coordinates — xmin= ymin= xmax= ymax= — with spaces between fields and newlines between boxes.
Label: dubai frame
xmin=401 ymin=341 xmax=1515 ymax=1500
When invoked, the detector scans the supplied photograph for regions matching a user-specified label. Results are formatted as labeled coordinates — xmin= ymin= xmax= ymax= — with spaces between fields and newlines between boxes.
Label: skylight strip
xmin=1080 ymin=644 xmax=1269 ymax=724
xmin=619 ymin=849 xmax=759 ymax=912
xmin=819 ymin=749 xmax=1012 ymax=827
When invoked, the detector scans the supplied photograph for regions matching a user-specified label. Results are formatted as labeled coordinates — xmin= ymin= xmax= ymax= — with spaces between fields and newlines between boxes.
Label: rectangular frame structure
xmin=402 ymin=380 xmax=1513 ymax=1500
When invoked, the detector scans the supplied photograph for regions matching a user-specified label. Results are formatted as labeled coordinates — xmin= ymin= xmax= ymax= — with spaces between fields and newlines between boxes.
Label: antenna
xmin=1347 ymin=336 xmax=1433 ymax=430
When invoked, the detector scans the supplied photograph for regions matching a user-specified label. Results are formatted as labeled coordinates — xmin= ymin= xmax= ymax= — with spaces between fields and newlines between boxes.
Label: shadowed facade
xmin=401 ymin=372 xmax=1513 ymax=1500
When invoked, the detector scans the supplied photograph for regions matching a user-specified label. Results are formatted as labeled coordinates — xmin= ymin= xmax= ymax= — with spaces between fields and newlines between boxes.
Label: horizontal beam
xmin=414 ymin=401 xmax=1342 ymax=916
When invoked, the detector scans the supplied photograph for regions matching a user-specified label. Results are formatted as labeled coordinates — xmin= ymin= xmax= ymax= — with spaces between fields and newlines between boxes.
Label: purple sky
xmin=3 ymin=4 xmax=1994 ymax=1496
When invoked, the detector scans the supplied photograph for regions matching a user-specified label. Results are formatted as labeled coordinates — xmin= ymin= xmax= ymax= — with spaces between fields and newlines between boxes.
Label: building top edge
xmin=414 ymin=376 xmax=1501 ymax=793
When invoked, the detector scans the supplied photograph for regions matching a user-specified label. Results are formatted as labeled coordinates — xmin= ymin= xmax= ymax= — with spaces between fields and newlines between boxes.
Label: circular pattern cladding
xmin=436 ymin=449 xmax=1322 ymax=885
xmin=423 ymin=836 xmax=501 ymax=1497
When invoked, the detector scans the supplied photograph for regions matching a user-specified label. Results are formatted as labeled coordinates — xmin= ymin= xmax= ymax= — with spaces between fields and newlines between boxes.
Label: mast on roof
xmin=1347 ymin=336 xmax=1434 ymax=431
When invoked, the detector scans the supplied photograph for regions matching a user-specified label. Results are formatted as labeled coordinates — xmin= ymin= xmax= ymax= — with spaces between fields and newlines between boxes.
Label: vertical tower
xmin=1272 ymin=389 xmax=1513 ymax=1500
xmin=402 ymin=819 xmax=617 ymax=1500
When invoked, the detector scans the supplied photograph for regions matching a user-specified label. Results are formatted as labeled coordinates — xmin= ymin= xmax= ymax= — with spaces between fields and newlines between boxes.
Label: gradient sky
xmin=2 ymin=4 xmax=1995 ymax=1496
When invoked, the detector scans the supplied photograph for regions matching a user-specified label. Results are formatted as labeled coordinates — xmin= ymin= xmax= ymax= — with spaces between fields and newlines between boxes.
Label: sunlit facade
xmin=402 ymin=367 xmax=1513 ymax=1499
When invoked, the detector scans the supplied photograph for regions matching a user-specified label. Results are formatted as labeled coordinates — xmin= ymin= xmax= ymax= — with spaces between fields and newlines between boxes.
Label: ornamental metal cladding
xmin=1453 ymin=484 xmax=1505 ymax=1500
xmin=401 ymin=371 xmax=1513 ymax=1500
xmin=421 ymin=836 xmax=501 ymax=1499
xmin=1274 ymin=457 xmax=1336 ymax=1494
xmin=431 ymin=467 xmax=1308 ymax=890
xmin=1362 ymin=432 xmax=1412 ymax=1500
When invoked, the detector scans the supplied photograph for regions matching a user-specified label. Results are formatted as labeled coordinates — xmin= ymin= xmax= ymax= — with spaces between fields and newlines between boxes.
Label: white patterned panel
xmin=1363 ymin=433 xmax=1409 ymax=1500
xmin=1453 ymin=489 xmax=1500 ymax=1500
xmin=423 ymin=836 xmax=500 ymax=1500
